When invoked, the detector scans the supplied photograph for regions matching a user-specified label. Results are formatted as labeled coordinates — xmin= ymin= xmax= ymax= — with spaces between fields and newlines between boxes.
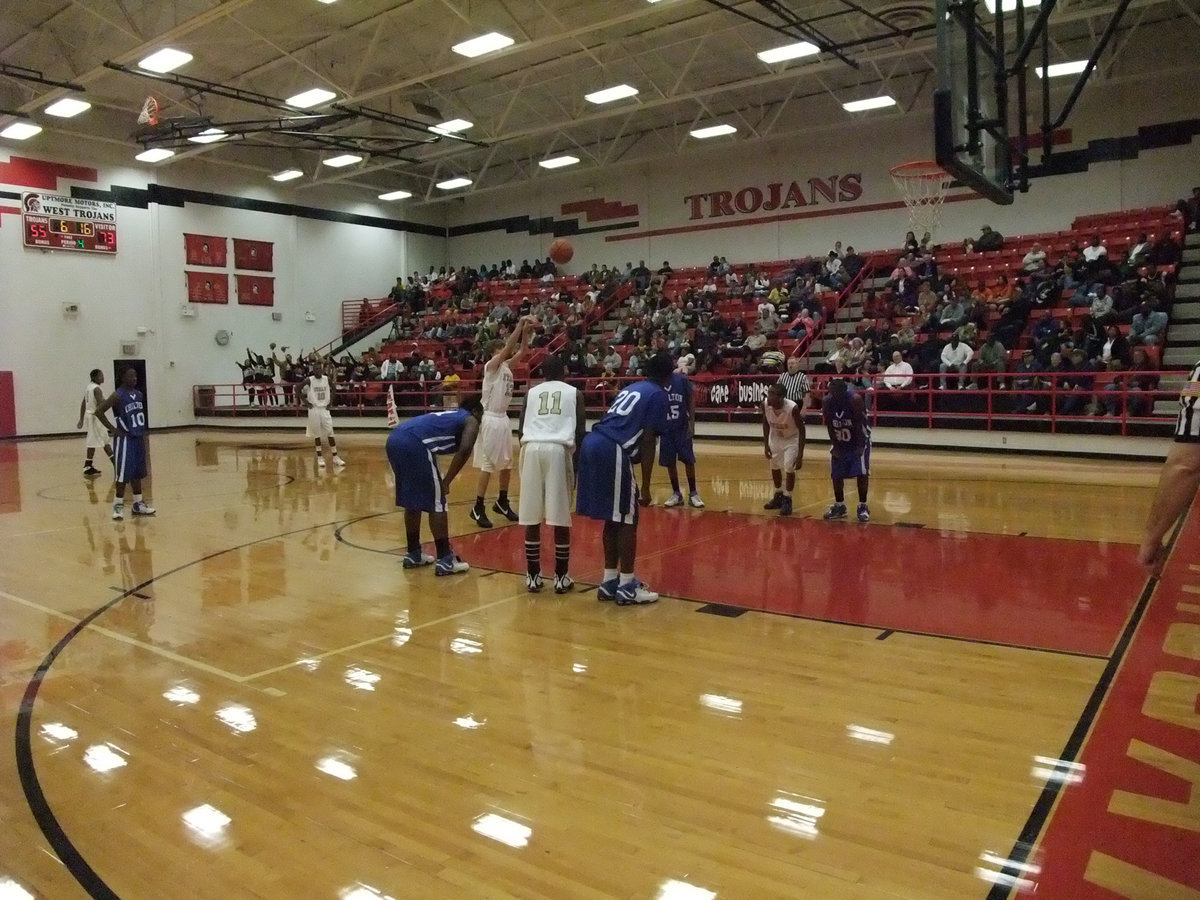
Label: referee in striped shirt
xmin=777 ymin=355 xmax=812 ymax=410
xmin=1138 ymin=359 xmax=1200 ymax=571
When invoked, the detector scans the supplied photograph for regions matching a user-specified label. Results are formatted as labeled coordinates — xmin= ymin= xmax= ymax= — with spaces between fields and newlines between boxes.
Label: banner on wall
xmin=184 ymin=233 xmax=227 ymax=267
xmin=693 ymin=375 xmax=775 ymax=409
xmin=185 ymin=271 xmax=229 ymax=304
xmin=233 ymin=238 xmax=273 ymax=271
xmin=236 ymin=274 xmax=274 ymax=306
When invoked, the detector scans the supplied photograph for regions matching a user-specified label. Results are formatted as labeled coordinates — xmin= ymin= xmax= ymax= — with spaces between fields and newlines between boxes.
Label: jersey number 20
xmin=607 ymin=390 xmax=641 ymax=417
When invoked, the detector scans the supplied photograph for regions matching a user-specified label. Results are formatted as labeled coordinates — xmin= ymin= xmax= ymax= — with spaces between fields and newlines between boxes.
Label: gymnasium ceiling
xmin=1 ymin=0 xmax=1197 ymax=207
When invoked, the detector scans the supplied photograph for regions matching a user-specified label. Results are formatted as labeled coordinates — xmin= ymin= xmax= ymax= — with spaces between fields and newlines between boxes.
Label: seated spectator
xmin=937 ymin=296 xmax=968 ymax=332
xmin=755 ymin=305 xmax=782 ymax=337
xmin=1129 ymin=301 xmax=1168 ymax=345
xmin=1147 ymin=232 xmax=1182 ymax=268
xmin=1081 ymin=234 xmax=1108 ymax=276
xmin=1121 ymin=233 xmax=1153 ymax=277
xmin=882 ymin=351 xmax=914 ymax=390
xmin=817 ymin=337 xmax=848 ymax=374
xmin=602 ymin=345 xmax=623 ymax=375
xmin=973 ymin=334 xmax=1008 ymax=389
xmin=939 ymin=335 xmax=973 ymax=389
xmin=626 ymin=350 xmax=642 ymax=377
xmin=843 ymin=337 xmax=867 ymax=373
xmin=1032 ymin=314 xmax=1065 ymax=363
xmin=1022 ymin=243 xmax=1048 ymax=273
xmin=975 ymin=225 xmax=1004 ymax=252
xmin=842 ymin=246 xmax=865 ymax=280
xmin=1173 ymin=186 xmax=1200 ymax=231
xmin=1059 ymin=348 xmax=1096 ymax=416
xmin=953 ymin=320 xmax=979 ymax=347
xmin=903 ymin=230 xmax=920 ymax=256
xmin=1012 ymin=350 xmax=1043 ymax=412
xmin=1126 ymin=346 xmax=1160 ymax=415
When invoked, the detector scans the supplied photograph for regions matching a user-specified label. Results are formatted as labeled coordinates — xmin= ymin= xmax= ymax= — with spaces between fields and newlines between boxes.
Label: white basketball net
xmin=890 ymin=162 xmax=954 ymax=240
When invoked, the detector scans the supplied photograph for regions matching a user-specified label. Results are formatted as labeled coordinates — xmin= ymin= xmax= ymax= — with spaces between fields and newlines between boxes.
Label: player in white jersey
xmin=762 ymin=383 xmax=805 ymax=516
xmin=77 ymin=368 xmax=114 ymax=477
xmin=1138 ymin=359 xmax=1200 ymax=571
xmin=471 ymin=315 xmax=535 ymax=527
xmin=518 ymin=355 xmax=585 ymax=593
xmin=303 ymin=360 xmax=345 ymax=468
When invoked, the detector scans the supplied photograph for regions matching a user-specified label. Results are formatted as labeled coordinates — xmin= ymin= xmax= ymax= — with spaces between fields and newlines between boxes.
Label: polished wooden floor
xmin=0 ymin=431 xmax=1173 ymax=899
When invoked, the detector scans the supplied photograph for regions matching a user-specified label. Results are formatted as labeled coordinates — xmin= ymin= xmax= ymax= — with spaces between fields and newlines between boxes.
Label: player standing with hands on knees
xmin=78 ymin=368 xmax=114 ymax=477
xmin=518 ymin=355 xmax=585 ymax=593
xmin=762 ymin=383 xmax=805 ymax=516
xmin=822 ymin=377 xmax=871 ymax=523
xmin=386 ymin=396 xmax=485 ymax=575
xmin=471 ymin=315 xmax=536 ymax=528
xmin=1138 ymin=359 xmax=1200 ymax=572
xmin=94 ymin=367 xmax=156 ymax=521
xmin=576 ymin=352 xmax=674 ymax=605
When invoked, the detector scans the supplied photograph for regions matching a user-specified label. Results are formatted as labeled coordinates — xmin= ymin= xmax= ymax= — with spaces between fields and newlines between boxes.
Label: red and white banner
xmin=233 ymin=238 xmax=273 ymax=271
xmin=386 ymin=386 xmax=399 ymax=427
xmin=236 ymin=274 xmax=274 ymax=306
xmin=184 ymin=233 xmax=226 ymax=267
xmin=185 ymin=271 xmax=229 ymax=304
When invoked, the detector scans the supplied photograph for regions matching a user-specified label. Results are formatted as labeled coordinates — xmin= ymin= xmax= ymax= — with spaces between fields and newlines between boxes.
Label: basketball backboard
xmin=934 ymin=0 xmax=1016 ymax=205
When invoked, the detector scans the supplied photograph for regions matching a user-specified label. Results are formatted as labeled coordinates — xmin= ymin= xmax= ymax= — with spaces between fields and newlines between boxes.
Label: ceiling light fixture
xmin=585 ymin=84 xmax=639 ymax=105
xmin=690 ymin=124 xmax=737 ymax=139
xmin=188 ymin=128 xmax=226 ymax=144
xmin=322 ymin=154 xmax=362 ymax=168
xmin=757 ymin=41 xmax=820 ymax=64
xmin=271 ymin=168 xmax=303 ymax=182
xmin=1035 ymin=60 xmax=1089 ymax=78
xmin=44 ymin=98 xmax=91 ymax=118
xmin=138 ymin=48 xmax=193 ymax=73
xmin=983 ymin=0 xmax=1041 ymax=12
xmin=135 ymin=148 xmax=174 ymax=162
xmin=436 ymin=177 xmax=472 ymax=190
xmin=430 ymin=119 xmax=473 ymax=135
xmin=842 ymin=95 xmax=897 ymax=112
xmin=452 ymin=32 xmax=515 ymax=58
xmin=538 ymin=155 xmax=580 ymax=169
xmin=286 ymin=88 xmax=337 ymax=108
xmin=378 ymin=190 xmax=413 ymax=200
xmin=0 ymin=122 xmax=42 ymax=140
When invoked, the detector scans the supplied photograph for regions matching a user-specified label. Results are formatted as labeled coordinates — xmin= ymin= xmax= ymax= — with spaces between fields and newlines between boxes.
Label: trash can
xmin=196 ymin=385 xmax=216 ymax=411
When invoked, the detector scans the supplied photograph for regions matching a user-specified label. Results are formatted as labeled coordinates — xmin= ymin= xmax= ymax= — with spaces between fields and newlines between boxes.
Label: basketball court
xmin=2 ymin=430 xmax=1192 ymax=899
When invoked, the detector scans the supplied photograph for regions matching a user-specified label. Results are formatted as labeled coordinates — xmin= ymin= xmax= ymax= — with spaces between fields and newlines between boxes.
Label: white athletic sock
xmin=618 ymin=572 xmax=635 ymax=585
xmin=783 ymin=491 xmax=792 ymax=497
xmin=603 ymin=568 xmax=618 ymax=583
xmin=133 ymin=494 xmax=143 ymax=503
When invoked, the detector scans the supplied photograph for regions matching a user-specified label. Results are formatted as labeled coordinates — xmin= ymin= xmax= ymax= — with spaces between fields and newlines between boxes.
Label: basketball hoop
xmin=137 ymin=96 xmax=159 ymax=127
xmin=890 ymin=161 xmax=953 ymax=240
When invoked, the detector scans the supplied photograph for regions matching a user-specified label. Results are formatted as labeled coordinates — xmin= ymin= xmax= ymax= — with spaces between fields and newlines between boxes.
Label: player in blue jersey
xmin=576 ymin=352 xmax=674 ymax=605
xmin=386 ymin=395 xmax=484 ymax=575
xmin=659 ymin=357 xmax=704 ymax=509
xmin=821 ymin=377 xmax=871 ymax=522
xmin=95 ymin=367 xmax=156 ymax=521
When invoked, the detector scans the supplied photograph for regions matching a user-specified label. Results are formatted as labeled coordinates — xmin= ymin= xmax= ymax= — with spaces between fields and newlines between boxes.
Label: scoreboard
xmin=22 ymin=192 xmax=118 ymax=254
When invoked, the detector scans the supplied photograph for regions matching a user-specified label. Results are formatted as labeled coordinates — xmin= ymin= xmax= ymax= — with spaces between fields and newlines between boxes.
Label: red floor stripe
xmin=456 ymin=510 xmax=1141 ymax=657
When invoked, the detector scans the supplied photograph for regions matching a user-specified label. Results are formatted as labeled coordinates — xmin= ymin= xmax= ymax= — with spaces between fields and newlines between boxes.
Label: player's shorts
xmin=575 ymin=433 xmax=637 ymax=525
xmin=658 ymin=429 xmax=696 ymax=467
xmin=768 ymin=434 xmax=801 ymax=471
xmin=306 ymin=408 xmax=334 ymax=439
xmin=473 ymin=412 xmax=514 ymax=472
xmin=518 ymin=441 xmax=574 ymax=527
xmin=386 ymin=433 xmax=447 ymax=513
xmin=113 ymin=434 xmax=147 ymax=483
xmin=830 ymin=443 xmax=871 ymax=480
xmin=85 ymin=416 xmax=109 ymax=449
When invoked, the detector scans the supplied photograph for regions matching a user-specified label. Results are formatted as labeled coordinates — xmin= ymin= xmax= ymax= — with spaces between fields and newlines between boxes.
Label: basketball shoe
xmin=401 ymin=551 xmax=435 ymax=568
xmin=470 ymin=504 xmax=494 ymax=528
xmin=317 ymin=456 xmax=326 ymax=468
xmin=689 ymin=492 xmax=705 ymax=509
xmin=553 ymin=574 xmax=575 ymax=594
xmin=492 ymin=500 xmax=519 ymax=522
xmin=615 ymin=580 xmax=659 ymax=605
xmin=779 ymin=496 xmax=793 ymax=516
xmin=597 ymin=577 xmax=619 ymax=601
xmin=83 ymin=465 xmax=102 ymax=478
xmin=663 ymin=492 xmax=684 ymax=507
xmin=857 ymin=503 xmax=871 ymax=523
xmin=435 ymin=553 xmax=470 ymax=576
xmin=132 ymin=501 xmax=156 ymax=517
xmin=111 ymin=502 xmax=124 ymax=521
xmin=333 ymin=455 xmax=346 ymax=468
xmin=823 ymin=502 xmax=847 ymax=520
xmin=526 ymin=571 xmax=544 ymax=593
xmin=764 ymin=491 xmax=784 ymax=510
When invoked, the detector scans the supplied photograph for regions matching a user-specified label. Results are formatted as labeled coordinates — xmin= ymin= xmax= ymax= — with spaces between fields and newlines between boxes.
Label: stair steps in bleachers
xmin=1170 ymin=323 xmax=1200 ymax=342
xmin=1174 ymin=300 xmax=1200 ymax=322
xmin=1183 ymin=247 xmax=1200 ymax=264
xmin=1178 ymin=282 xmax=1200 ymax=299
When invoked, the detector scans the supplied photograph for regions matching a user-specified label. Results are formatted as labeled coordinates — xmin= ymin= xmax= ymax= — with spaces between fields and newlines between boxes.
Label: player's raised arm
xmin=490 ymin=317 xmax=529 ymax=370
xmin=511 ymin=315 xmax=536 ymax=365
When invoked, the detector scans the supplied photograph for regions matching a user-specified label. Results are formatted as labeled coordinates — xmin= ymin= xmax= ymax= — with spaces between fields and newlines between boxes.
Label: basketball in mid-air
xmin=549 ymin=238 xmax=574 ymax=264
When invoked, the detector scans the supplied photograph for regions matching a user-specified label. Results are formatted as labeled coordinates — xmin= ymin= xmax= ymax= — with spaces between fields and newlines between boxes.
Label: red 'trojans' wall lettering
xmin=684 ymin=174 xmax=863 ymax=220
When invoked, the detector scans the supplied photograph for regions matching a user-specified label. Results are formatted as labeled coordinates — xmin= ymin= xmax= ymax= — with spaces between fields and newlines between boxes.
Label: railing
xmin=790 ymin=259 xmax=880 ymax=366
xmin=194 ymin=369 xmax=1186 ymax=437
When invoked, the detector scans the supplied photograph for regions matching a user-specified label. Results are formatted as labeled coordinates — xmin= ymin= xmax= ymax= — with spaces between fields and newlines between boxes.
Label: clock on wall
xmin=214 ymin=329 xmax=231 ymax=346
